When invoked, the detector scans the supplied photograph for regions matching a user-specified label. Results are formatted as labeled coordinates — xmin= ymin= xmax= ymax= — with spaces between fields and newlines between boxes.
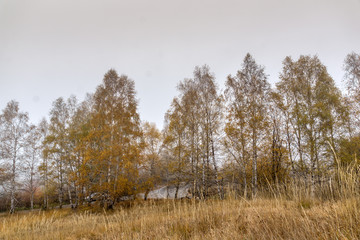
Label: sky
xmin=1 ymin=0 xmax=360 ymax=129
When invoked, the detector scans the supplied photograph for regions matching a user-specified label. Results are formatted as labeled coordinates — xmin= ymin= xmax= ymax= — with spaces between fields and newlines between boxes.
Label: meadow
xmin=1 ymin=191 xmax=359 ymax=239
xmin=1 ymin=160 xmax=359 ymax=240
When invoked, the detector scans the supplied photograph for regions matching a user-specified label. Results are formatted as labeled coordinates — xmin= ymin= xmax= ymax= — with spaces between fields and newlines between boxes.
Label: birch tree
xmin=66 ymin=95 xmax=93 ymax=207
xmin=344 ymin=52 xmax=360 ymax=134
xmin=45 ymin=97 xmax=70 ymax=209
xmin=163 ymin=98 xmax=189 ymax=199
xmin=0 ymin=101 xmax=29 ymax=213
xmin=38 ymin=118 xmax=50 ymax=209
xmin=141 ymin=122 xmax=162 ymax=200
xmin=277 ymin=55 xmax=345 ymax=196
xmin=225 ymin=54 xmax=270 ymax=197
xmin=194 ymin=65 xmax=223 ymax=199
xmin=86 ymin=69 xmax=142 ymax=208
xmin=23 ymin=124 xmax=42 ymax=210
xmin=163 ymin=65 xmax=223 ymax=199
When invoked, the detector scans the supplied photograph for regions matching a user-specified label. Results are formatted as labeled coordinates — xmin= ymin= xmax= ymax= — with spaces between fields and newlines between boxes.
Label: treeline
xmin=0 ymin=53 xmax=359 ymax=212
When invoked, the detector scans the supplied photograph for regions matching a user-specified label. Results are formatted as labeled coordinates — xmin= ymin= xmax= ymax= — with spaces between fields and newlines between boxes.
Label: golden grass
xmin=0 ymin=196 xmax=359 ymax=240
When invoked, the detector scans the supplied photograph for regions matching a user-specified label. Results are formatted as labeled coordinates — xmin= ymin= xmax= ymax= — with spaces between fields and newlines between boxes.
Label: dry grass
xmin=0 ymin=196 xmax=359 ymax=240
xmin=1 ymin=165 xmax=359 ymax=240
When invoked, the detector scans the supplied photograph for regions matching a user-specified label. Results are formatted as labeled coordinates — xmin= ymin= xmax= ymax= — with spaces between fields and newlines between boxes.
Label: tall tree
xmin=344 ymin=52 xmax=360 ymax=134
xmin=0 ymin=101 xmax=29 ymax=213
xmin=23 ymin=124 xmax=42 ymax=210
xmin=267 ymin=92 xmax=289 ymax=184
xmin=277 ymin=55 xmax=345 ymax=196
xmin=225 ymin=53 xmax=270 ymax=197
xmin=66 ymin=95 xmax=93 ymax=207
xmin=141 ymin=122 xmax=162 ymax=200
xmin=45 ymin=97 xmax=70 ymax=209
xmin=38 ymin=118 xmax=50 ymax=209
xmin=163 ymin=97 xmax=189 ymax=198
xmin=163 ymin=65 xmax=223 ymax=199
xmin=86 ymin=69 xmax=142 ymax=207
xmin=194 ymin=65 xmax=223 ymax=199
xmin=344 ymin=52 xmax=360 ymax=100
xmin=175 ymin=78 xmax=201 ymax=197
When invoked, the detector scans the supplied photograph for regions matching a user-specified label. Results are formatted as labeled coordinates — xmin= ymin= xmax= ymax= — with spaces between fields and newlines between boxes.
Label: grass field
xmin=0 ymin=195 xmax=359 ymax=240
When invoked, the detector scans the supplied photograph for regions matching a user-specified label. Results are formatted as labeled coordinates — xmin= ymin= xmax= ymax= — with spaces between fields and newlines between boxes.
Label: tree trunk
xmin=59 ymin=155 xmax=63 ymax=209
xmin=30 ymin=191 xmax=34 ymax=210
xmin=252 ymin=129 xmax=258 ymax=198
xmin=68 ymin=186 xmax=73 ymax=207
xmin=30 ymin=181 xmax=34 ymax=210
xmin=58 ymin=189 xmax=63 ymax=209
xmin=243 ymin=163 xmax=247 ymax=198
xmin=175 ymin=183 xmax=180 ymax=199
xmin=10 ymin=154 xmax=17 ymax=214
xmin=211 ymin=139 xmax=222 ymax=199
xmin=202 ymin=157 xmax=206 ymax=199
xmin=10 ymin=189 xmax=15 ymax=214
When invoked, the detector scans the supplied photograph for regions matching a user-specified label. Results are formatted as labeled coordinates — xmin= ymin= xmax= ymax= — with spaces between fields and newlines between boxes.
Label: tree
xmin=45 ymin=97 xmax=70 ymax=209
xmin=277 ymin=55 xmax=345 ymax=196
xmin=344 ymin=52 xmax=360 ymax=134
xmin=163 ymin=65 xmax=223 ymax=199
xmin=66 ymin=95 xmax=93 ymax=207
xmin=163 ymin=97 xmax=189 ymax=199
xmin=38 ymin=118 xmax=50 ymax=209
xmin=344 ymin=52 xmax=360 ymax=101
xmin=141 ymin=122 xmax=162 ymax=200
xmin=194 ymin=65 xmax=223 ymax=199
xmin=172 ymin=78 xmax=201 ymax=197
xmin=23 ymin=124 xmax=42 ymax=210
xmin=225 ymin=53 xmax=270 ymax=197
xmin=267 ymin=91 xmax=289 ymax=184
xmin=86 ymin=69 xmax=142 ymax=208
xmin=0 ymin=101 xmax=29 ymax=213
xmin=342 ymin=52 xmax=360 ymax=169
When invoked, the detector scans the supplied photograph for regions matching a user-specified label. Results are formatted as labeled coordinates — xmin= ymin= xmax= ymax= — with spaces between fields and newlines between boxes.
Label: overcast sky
xmin=1 ymin=0 xmax=360 ymax=128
